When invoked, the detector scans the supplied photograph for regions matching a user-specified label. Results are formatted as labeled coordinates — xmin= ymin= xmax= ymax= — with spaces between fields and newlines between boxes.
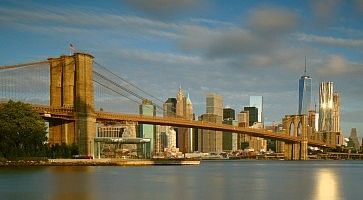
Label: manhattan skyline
xmin=0 ymin=0 xmax=362 ymax=136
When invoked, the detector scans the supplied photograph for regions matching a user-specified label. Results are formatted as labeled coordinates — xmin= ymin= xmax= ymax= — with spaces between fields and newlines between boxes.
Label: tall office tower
xmin=244 ymin=107 xmax=258 ymax=126
xmin=222 ymin=119 xmax=238 ymax=151
xmin=332 ymin=92 xmax=340 ymax=132
xmin=197 ymin=93 xmax=223 ymax=153
xmin=319 ymin=82 xmax=334 ymax=132
xmin=176 ymin=87 xmax=185 ymax=117
xmin=175 ymin=87 xmax=194 ymax=153
xmin=237 ymin=111 xmax=250 ymax=149
xmin=159 ymin=98 xmax=178 ymax=154
xmin=250 ymin=96 xmax=264 ymax=125
xmin=198 ymin=114 xmax=223 ymax=153
xmin=222 ymin=107 xmax=237 ymax=151
xmin=138 ymin=99 xmax=156 ymax=158
xmin=237 ymin=111 xmax=249 ymax=127
xmin=298 ymin=58 xmax=312 ymax=115
xmin=206 ymin=93 xmax=223 ymax=117
xmin=163 ymin=98 xmax=177 ymax=117
xmin=185 ymin=94 xmax=193 ymax=120
xmin=223 ymin=107 xmax=235 ymax=120
xmin=348 ymin=128 xmax=360 ymax=151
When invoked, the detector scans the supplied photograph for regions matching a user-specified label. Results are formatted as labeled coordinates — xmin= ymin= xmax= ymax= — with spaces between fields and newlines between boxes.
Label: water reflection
xmin=313 ymin=168 xmax=341 ymax=200
xmin=2 ymin=161 xmax=361 ymax=200
xmin=47 ymin=167 xmax=96 ymax=200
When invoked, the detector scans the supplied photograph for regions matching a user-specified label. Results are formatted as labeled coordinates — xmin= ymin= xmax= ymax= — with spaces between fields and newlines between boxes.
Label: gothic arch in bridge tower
xmin=297 ymin=122 xmax=302 ymax=136
xmin=289 ymin=122 xmax=295 ymax=136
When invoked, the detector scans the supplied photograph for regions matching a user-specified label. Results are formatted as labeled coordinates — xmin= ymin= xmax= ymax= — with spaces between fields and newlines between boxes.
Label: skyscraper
xmin=237 ymin=111 xmax=250 ymax=149
xmin=223 ymin=107 xmax=237 ymax=151
xmin=223 ymin=107 xmax=235 ymax=120
xmin=176 ymin=87 xmax=193 ymax=153
xmin=249 ymin=96 xmax=263 ymax=124
xmin=198 ymin=113 xmax=223 ymax=153
xmin=163 ymin=98 xmax=177 ymax=117
xmin=244 ymin=106 xmax=258 ymax=126
xmin=319 ymin=82 xmax=334 ymax=132
xmin=138 ymin=99 xmax=156 ymax=158
xmin=206 ymin=93 xmax=223 ymax=117
xmin=222 ymin=119 xmax=238 ymax=151
xmin=332 ymin=92 xmax=340 ymax=132
xmin=237 ymin=111 xmax=249 ymax=128
xmin=198 ymin=93 xmax=224 ymax=153
xmin=298 ymin=58 xmax=312 ymax=115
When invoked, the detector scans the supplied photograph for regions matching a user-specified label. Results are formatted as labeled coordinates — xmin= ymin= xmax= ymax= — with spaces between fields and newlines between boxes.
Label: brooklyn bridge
xmin=0 ymin=53 xmax=338 ymax=160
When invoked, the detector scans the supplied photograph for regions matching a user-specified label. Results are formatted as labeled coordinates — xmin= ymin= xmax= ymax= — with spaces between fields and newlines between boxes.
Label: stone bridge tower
xmin=282 ymin=115 xmax=308 ymax=160
xmin=48 ymin=53 xmax=95 ymax=156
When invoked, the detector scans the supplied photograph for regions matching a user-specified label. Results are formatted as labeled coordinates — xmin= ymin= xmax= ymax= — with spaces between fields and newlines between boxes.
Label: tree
xmin=0 ymin=100 xmax=47 ymax=159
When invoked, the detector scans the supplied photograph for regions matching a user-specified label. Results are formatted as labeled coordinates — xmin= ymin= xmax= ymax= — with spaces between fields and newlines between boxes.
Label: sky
xmin=0 ymin=0 xmax=363 ymax=137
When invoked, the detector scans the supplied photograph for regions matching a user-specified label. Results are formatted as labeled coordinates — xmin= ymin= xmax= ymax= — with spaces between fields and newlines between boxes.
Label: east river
xmin=1 ymin=160 xmax=363 ymax=200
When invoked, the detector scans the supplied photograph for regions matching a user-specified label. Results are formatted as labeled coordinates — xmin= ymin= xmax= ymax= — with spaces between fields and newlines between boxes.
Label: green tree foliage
xmin=0 ymin=100 xmax=47 ymax=159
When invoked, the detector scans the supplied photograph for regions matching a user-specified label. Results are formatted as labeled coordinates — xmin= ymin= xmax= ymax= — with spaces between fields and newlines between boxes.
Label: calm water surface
xmin=1 ymin=160 xmax=363 ymax=200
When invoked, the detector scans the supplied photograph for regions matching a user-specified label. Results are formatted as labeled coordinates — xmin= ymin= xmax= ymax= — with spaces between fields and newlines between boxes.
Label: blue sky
xmin=1 ymin=0 xmax=363 ymax=137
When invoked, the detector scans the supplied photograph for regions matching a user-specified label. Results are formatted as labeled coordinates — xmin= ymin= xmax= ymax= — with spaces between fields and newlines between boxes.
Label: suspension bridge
xmin=0 ymin=52 xmax=337 ymax=160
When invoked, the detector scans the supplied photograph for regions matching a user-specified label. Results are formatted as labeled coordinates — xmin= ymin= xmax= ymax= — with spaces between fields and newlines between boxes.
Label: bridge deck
xmin=0 ymin=102 xmax=334 ymax=148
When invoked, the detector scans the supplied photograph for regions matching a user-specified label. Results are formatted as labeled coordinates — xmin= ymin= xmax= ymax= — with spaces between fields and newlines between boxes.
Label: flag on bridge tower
xmin=69 ymin=43 xmax=76 ymax=55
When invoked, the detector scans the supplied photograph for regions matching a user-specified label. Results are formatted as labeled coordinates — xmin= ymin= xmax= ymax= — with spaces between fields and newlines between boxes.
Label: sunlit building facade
xmin=206 ymin=93 xmax=223 ymax=117
xmin=176 ymin=87 xmax=194 ymax=153
xmin=319 ymin=82 xmax=334 ymax=132
xmin=332 ymin=92 xmax=340 ymax=132
xmin=198 ymin=113 xmax=223 ymax=153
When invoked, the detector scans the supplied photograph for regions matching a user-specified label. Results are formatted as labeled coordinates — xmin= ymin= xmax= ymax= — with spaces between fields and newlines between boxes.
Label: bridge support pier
xmin=48 ymin=120 xmax=76 ymax=144
xmin=48 ymin=53 xmax=95 ymax=156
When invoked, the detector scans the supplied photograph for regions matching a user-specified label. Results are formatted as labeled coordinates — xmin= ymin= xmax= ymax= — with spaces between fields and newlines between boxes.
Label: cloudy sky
xmin=1 ymin=0 xmax=362 ymax=137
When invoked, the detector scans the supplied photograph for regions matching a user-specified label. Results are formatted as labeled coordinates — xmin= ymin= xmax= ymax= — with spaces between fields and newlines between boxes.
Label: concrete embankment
xmin=0 ymin=159 xmax=200 ymax=167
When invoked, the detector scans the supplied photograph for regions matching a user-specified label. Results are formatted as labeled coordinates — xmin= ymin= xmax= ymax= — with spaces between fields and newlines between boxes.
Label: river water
xmin=0 ymin=160 xmax=363 ymax=200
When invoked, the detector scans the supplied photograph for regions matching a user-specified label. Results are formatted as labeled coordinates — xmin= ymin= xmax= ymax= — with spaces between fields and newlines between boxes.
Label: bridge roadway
xmin=27 ymin=104 xmax=334 ymax=148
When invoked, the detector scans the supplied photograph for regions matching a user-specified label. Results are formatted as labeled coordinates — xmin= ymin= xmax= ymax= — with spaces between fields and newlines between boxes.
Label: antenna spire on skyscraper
xmin=304 ymin=56 xmax=307 ymax=76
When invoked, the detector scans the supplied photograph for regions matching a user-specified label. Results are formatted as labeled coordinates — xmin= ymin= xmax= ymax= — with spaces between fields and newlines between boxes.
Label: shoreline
xmin=0 ymin=158 xmax=201 ymax=167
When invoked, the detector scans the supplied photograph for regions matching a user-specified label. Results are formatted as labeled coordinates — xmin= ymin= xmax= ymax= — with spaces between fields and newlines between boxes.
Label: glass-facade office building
xmin=249 ymin=96 xmax=263 ymax=124
xmin=298 ymin=75 xmax=312 ymax=115
xmin=139 ymin=100 xmax=156 ymax=158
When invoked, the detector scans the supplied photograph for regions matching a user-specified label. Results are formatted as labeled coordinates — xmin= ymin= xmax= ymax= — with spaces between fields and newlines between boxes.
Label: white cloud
xmin=296 ymin=33 xmax=363 ymax=48
xmin=248 ymin=7 xmax=298 ymax=34
xmin=317 ymin=55 xmax=363 ymax=75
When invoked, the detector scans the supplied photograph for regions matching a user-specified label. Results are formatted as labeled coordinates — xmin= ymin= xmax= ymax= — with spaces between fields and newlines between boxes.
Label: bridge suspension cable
xmin=94 ymin=62 xmax=164 ymax=104
xmin=93 ymin=62 xmax=165 ymax=114
xmin=93 ymin=62 xmax=182 ymax=117
xmin=0 ymin=60 xmax=49 ymax=71
xmin=0 ymin=60 xmax=50 ymax=104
